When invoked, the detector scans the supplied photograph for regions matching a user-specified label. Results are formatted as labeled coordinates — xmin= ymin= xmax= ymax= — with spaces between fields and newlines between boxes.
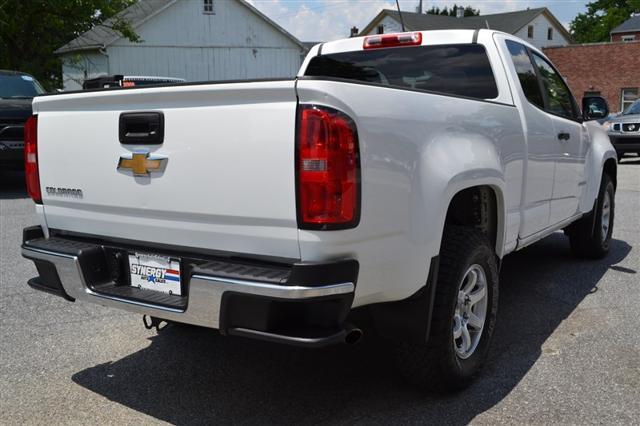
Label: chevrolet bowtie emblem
xmin=117 ymin=152 xmax=168 ymax=176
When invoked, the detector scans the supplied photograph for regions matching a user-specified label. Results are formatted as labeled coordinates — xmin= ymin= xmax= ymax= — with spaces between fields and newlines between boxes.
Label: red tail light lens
xmin=296 ymin=105 xmax=360 ymax=230
xmin=24 ymin=115 xmax=41 ymax=203
xmin=363 ymin=32 xmax=422 ymax=49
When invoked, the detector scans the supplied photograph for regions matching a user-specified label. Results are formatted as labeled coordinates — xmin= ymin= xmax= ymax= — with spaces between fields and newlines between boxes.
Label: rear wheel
xmin=395 ymin=226 xmax=499 ymax=390
xmin=569 ymin=174 xmax=615 ymax=259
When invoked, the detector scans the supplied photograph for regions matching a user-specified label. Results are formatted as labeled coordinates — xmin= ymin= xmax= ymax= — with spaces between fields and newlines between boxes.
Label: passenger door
xmin=530 ymin=53 xmax=587 ymax=225
xmin=504 ymin=40 xmax=556 ymax=237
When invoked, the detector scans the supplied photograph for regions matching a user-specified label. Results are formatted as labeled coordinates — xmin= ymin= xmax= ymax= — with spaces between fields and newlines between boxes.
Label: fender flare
xmin=416 ymin=134 xmax=508 ymax=259
xmin=582 ymin=121 xmax=618 ymax=213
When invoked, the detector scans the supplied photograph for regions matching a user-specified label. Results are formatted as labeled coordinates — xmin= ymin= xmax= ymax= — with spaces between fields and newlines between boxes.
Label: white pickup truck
xmin=22 ymin=30 xmax=617 ymax=389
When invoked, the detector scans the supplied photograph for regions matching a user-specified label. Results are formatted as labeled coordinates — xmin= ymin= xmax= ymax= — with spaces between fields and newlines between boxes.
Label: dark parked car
xmin=603 ymin=99 xmax=640 ymax=161
xmin=0 ymin=70 xmax=44 ymax=170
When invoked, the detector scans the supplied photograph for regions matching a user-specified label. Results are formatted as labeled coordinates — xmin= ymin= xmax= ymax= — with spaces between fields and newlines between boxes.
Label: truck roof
xmin=306 ymin=29 xmax=542 ymax=55
xmin=299 ymin=29 xmax=546 ymax=77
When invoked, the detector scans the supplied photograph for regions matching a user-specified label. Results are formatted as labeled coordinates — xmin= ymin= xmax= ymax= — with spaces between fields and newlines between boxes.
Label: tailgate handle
xmin=119 ymin=112 xmax=164 ymax=144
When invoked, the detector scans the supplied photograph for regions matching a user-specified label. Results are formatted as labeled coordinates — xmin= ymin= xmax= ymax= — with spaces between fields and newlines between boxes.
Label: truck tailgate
xmin=33 ymin=81 xmax=300 ymax=259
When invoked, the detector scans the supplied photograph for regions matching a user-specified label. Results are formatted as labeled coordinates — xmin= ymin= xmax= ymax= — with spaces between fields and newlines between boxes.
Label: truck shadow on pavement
xmin=72 ymin=234 xmax=632 ymax=424
xmin=0 ymin=171 xmax=27 ymax=199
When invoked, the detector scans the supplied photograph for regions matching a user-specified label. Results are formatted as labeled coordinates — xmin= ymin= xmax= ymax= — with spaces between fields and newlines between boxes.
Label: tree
xmin=463 ymin=6 xmax=480 ymax=17
xmin=570 ymin=0 xmax=640 ymax=43
xmin=0 ymin=0 xmax=138 ymax=90
xmin=425 ymin=4 xmax=480 ymax=17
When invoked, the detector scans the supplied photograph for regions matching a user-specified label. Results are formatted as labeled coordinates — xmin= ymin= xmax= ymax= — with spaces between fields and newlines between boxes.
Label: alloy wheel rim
xmin=601 ymin=191 xmax=611 ymax=242
xmin=453 ymin=264 xmax=488 ymax=359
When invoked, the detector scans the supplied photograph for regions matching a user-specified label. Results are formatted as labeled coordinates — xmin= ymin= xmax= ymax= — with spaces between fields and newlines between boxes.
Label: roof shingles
xmin=55 ymin=0 xmax=174 ymax=54
xmin=385 ymin=8 xmax=546 ymax=33
xmin=610 ymin=15 xmax=640 ymax=34
xmin=363 ymin=7 xmax=571 ymax=42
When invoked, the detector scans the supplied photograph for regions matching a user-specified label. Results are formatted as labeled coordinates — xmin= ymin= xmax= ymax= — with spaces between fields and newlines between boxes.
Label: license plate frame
xmin=128 ymin=252 xmax=182 ymax=296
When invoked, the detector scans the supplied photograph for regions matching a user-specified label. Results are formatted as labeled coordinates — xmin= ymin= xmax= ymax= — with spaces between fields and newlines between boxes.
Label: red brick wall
xmin=543 ymin=41 xmax=640 ymax=113
xmin=611 ymin=31 xmax=640 ymax=42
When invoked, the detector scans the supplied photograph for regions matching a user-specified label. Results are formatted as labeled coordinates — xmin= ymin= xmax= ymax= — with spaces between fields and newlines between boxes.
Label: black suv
xmin=0 ymin=70 xmax=45 ymax=170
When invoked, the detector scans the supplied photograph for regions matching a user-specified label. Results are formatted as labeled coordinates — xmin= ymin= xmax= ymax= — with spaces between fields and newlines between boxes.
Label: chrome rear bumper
xmin=22 ymin=245 xmax=354 ymax=329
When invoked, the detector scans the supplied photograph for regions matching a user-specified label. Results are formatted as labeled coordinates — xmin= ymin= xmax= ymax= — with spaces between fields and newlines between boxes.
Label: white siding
xmin=61 ymin=52 xmax=108 ymax=91
xmin=117 ymin=0 xmax=298 ymax=48
xmin=106 ymin=45 xmax=301 ymax=82
xmin=514 ymin=13 xmax=569 ymax=49
xmin=361 ymin=15 xmax=404 ymax=35
xmin=61 ymin=0 xmax=303 ymax=89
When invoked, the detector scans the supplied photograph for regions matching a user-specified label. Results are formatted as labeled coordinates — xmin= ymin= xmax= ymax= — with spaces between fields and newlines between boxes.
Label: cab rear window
xmin=304 ymin=44 xmax=498 ymax=100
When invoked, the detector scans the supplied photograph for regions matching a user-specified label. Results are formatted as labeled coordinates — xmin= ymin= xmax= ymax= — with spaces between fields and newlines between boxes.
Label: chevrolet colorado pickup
xmin=22 ymin=30 xmax=617 ymax=389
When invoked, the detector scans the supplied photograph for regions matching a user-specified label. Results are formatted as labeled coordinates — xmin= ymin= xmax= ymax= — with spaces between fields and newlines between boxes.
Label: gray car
xmin=604 ymin=99 xmax=640 ymax=161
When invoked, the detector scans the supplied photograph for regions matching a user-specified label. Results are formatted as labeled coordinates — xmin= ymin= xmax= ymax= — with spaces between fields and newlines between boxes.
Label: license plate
xmin=128 ymin=252 xmax=181 ymax=295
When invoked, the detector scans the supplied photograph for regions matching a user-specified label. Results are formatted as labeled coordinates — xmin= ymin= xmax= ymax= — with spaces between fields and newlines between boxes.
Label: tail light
xmin=363 ymin=32 xmax=422 ymax=49
xmin=296 ymin=105 xmax=360 ymax=230
xmin=24 ymin=115 xmax=41 ymax=203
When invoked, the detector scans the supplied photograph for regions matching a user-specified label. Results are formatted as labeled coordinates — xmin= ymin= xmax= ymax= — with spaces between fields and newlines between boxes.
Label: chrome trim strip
xmin=21 ymin=246 xmax=354 ymax=329
xmin=191 ymin=274 xmax=354 ymax=299
xmin=21 ymin=246 xmax=76 ymax=260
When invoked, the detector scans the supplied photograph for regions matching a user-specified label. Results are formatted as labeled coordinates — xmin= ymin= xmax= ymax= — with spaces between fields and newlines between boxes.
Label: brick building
xmin=610 ymin=15 xmax=640 ymax=42
xmin=543 ymin=41 xmax=640 ymax=113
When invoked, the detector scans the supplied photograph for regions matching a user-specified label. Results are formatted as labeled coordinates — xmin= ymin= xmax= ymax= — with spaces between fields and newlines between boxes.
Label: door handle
xmin=119 ymin=112 xmax=164 ymax=144
xmin=557 ymin=132 xmax=570 ymax=141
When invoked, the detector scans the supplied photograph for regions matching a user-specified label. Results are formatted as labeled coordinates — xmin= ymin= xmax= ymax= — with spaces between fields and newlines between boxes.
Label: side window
xmin=305 ymin=44 xmax=499 ymax=100
xmin=505 ymin=40 xmax=544 ymax=109
xmin=621 ymin=88 xmax=638 ymax=111
xmin=531 ymin=53 xmax=576 ymax=120
xmin=203 ymin=0 xmax=214 ymax=14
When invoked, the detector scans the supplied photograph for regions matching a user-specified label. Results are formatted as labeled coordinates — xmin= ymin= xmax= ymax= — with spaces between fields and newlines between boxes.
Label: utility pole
xmin=417 ymin=0 xmax=423 ymax=14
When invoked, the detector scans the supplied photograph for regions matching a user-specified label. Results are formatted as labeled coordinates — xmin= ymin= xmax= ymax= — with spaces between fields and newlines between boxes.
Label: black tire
xmin=569 ymin=174 xmax=614 ymax=259
xmin=395 ymin=226 xmax=499 ymax=390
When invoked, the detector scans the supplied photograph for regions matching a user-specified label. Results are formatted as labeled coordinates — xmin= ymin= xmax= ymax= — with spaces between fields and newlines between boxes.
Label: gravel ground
xmin=1 ymin=159 xmax=639 ymax=425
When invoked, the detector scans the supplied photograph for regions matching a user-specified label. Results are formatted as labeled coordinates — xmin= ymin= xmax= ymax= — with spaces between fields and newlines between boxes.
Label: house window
xmin=621 ymin=35 xmax=636 ymax=42
xmin=203 ymin=0 xmax=214 ymax=14
xmin=377 ymin=25 xmax=384 ymax=34
xmin=527 ymin=25 xmax=534 ymax=38
xmin=547 ymin=27 xmax=553 ymax=40
xmin=621 ymin=88 xmax=639 ymax=111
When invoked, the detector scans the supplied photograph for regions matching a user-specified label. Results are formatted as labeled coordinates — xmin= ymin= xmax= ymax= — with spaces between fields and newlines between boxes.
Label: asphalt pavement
xmin=1 ymin=158 xmax=639 ymax=425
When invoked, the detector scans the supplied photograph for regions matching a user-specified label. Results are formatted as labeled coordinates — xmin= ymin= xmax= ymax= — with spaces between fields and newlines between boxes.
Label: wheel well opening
xmin=604 ymin=159 xmax=617 ymax=189
xmin=445 ymin=186 xmax=498 ymax=251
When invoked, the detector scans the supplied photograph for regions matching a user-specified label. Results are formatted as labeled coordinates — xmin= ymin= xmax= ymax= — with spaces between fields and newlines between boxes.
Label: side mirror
xmin=582 ymin=96 xmax=609 ymax=121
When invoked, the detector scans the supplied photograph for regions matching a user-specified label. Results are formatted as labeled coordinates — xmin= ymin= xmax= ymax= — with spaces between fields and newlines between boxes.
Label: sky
xmin=246 ymin=0 xmax=588 ymax=42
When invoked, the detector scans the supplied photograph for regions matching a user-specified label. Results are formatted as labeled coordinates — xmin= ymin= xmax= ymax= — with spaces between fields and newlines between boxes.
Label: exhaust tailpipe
xmin=343 ymin=325 xmax=363 ymax=344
